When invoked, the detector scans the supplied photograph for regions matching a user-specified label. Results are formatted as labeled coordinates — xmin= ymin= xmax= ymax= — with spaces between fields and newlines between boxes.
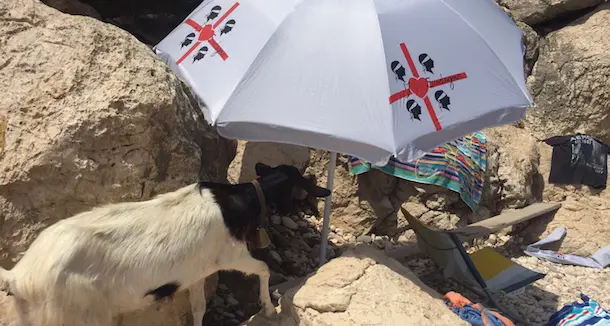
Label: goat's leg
xmin=11 ymin=297 xmax=30 ymax=326
xmin=228 ymin=255 xmax=275 ymax=317
xmin=187 ymin=278 xmax=207 ymax=326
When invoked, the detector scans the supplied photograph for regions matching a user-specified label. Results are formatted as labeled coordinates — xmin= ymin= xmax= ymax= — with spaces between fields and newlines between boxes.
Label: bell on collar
xmin=256 ymin=227 xmax=271 ymax=249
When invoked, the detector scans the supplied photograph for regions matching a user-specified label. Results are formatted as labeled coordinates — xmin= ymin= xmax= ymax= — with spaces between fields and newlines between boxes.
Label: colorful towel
xmin=348 ymin=132 xmax=487 ymax=211
xmin=444 ymin=291 xmax=514 ymax=326
xmin=545 ymin=294 xmax=610 ymax=326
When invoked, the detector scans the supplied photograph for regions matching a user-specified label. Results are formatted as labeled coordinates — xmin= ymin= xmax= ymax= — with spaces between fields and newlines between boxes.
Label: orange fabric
xmin=443 ymin=291 xmax=515 ymax=326
xmin=444 ymin=291 xmax=473 ymax=308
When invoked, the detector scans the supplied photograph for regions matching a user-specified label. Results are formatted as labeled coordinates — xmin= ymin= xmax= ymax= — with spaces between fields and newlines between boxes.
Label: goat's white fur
xmin=0 ymin=183 xmax=275 ymax=326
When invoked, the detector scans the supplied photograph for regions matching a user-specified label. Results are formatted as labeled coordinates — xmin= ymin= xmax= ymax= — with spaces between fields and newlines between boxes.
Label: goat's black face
xmin=255 ymin=163 xmax=331 ymax=215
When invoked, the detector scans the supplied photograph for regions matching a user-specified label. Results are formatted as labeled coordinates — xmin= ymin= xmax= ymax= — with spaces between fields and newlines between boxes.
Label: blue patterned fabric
xmin=545 ymin=294 xmax=610 ymax=326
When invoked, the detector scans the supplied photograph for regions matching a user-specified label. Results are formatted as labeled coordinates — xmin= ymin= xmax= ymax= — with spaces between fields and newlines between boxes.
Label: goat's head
xmin=255 ymin=163 xmax=331 ymax=215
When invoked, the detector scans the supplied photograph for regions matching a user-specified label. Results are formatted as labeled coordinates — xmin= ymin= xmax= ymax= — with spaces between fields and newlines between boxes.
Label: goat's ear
xmin=298 ymin=178 xmax=331 ymax=198
xmin=255 ymin=163 xmax=273 ymax=176
xmin=310 ymin=185 xmax=331 ymax=198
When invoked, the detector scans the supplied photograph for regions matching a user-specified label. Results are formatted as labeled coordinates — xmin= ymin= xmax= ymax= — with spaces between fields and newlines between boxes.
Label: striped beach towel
xmin=348 ymin=132 xmax=487 ymax=211
xmin=545 ymin=294 xmax=610 ymax=326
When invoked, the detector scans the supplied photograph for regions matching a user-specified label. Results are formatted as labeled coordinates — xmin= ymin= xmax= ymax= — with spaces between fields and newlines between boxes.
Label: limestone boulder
xmin=482 ymin=125 xmax=542 ymax=211
xmin=527 ymin=142 xmax=610 ymax=256
xmin=524 ymin=4 xmax=610 ymax=144
xmin=496 ymin=0 xmax=606 ymax=25
xmin=537 ymin=194 xmax=610 ymax=257
xmin=517 ymin=21 xmax=540 ymax=77
xmin=0 ymin=0 xmax=233 ymax=324
xmin=243 ymin=246 xmax=468 ymax=326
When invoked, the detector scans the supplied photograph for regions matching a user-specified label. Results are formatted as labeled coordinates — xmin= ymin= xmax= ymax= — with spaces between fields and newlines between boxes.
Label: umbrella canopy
xmin=154 ymin=0 xmax=532 ymax=166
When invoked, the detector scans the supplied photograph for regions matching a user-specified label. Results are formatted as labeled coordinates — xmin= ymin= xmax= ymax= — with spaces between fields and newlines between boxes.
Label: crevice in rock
xmin=336 ymin=261 xmax=375 ymax=290
xmin=42 ymin=0 xmax=202 ymax=46
xmin=532 ymin=5 xmax=600 ymax=36
xmin=304 ymin=262 xmax=374 ymax=314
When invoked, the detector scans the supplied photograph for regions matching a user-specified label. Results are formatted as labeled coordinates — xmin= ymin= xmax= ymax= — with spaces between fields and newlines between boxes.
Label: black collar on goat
xmin=198 ymin=163 xmax=331 ymax=244
xmin=250 ymin=179 xmax=270 ymax=249
xmin=251 ymin=179 xmax=267 ymax=220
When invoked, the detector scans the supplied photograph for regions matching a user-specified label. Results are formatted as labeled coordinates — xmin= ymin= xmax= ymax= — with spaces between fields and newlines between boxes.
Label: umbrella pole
xmin=318 ymin=151 xmax=337 ymax=268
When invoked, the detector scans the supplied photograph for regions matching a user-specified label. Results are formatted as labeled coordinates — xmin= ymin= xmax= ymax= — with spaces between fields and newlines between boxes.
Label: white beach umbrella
xmin=155 ymin=0 xmax=532 ymax=265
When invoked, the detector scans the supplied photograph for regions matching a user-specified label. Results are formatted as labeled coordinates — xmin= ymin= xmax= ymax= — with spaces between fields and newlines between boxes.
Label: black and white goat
xmin=0 ymin=163 xmax=331 ymax=326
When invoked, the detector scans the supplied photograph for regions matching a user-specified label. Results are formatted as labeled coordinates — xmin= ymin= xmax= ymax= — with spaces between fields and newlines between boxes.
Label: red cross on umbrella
xmin=176 ymin=2 xmax=240 ymax=65
xmin=389 ymin=43 xmax=468 ymax=131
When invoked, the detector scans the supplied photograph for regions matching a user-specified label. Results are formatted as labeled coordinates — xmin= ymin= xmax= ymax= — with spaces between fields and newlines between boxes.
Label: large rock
xmin=0 ymin=0 xmax=233 ymax=324
xmin=528 ymin=142 xmax=610 ymax=256
xmin=524 ymin=4 xmax=610 ymax=143
xmin=482 ymin=125 xmax=542 ymax=211
xmin=244 ymin=246 xmax=468 ymax=326
xmin=496 ymin=0 xmax=606 ymax=25
xmin=517 ymin=21 xmax=540 ymax=77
